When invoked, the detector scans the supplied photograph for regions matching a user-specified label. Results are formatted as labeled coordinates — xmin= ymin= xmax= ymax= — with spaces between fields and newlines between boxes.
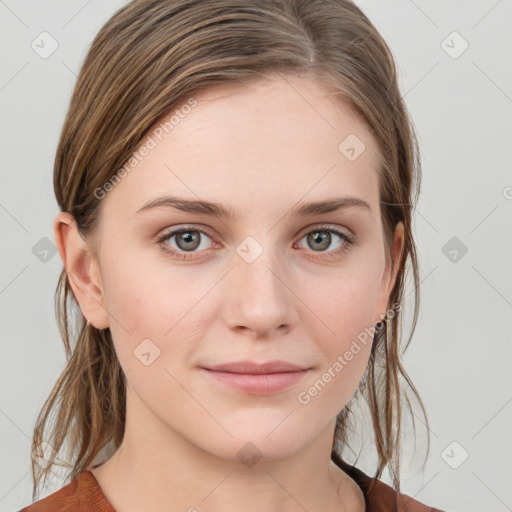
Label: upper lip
xmin=203 ymin=360 xmax=309 ymax=374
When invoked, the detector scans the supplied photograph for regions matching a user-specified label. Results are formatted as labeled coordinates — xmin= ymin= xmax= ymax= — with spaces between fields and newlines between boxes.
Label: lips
xmin=201 ymin=360 xmax=311 ymax=394
xmin=205 ymin=360 xmax=308 ymax=374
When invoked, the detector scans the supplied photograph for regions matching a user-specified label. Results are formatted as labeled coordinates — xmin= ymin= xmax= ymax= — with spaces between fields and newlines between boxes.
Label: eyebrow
xmin=136 ymin=195 xmax=372 ymax=220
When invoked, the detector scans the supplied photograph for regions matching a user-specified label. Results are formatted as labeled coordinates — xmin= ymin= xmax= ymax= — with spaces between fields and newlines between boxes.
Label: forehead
xmin=100 ymin=75 xmax=381 ymax=221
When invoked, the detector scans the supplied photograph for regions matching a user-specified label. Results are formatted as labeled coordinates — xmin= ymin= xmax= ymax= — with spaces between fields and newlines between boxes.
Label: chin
xmin=190 ymin=412 xmax=318 ymax=464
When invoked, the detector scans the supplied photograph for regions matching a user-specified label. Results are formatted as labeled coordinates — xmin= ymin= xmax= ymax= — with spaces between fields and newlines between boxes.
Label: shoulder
xmin=18 ymin=471 xmax=115 ymax=512
xmin=332 ymin=453 xmax=445 ymax=512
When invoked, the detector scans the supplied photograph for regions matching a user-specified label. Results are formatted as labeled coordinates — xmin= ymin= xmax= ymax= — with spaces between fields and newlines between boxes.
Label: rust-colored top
xmin=19 ymin=457 xmax=444 ymax=512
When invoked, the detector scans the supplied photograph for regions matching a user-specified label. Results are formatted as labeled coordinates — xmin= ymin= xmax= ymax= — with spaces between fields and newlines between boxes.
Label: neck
xmin=90 ymin=388 xmax=364 ymax=512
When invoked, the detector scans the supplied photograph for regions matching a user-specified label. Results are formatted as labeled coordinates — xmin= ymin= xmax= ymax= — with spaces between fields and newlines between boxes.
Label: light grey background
xmin=1 ymin=1 xmax=511 ymax=511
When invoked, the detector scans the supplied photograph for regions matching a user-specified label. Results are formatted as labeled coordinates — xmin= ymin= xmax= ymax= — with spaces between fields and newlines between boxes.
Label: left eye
xmin=296 ymin=227 xmax=353 ymax=254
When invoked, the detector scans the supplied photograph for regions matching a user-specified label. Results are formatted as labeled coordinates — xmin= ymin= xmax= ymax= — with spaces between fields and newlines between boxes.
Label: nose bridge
xmin=226 ymin=233 xmax=294 ymax=334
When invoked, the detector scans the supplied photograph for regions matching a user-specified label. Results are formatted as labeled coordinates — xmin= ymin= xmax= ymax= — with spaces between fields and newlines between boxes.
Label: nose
xmin=223 ymin=243 xmax=297 ymax=338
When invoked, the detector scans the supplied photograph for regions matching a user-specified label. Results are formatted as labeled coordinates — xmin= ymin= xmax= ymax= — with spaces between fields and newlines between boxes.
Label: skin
xmin=55 ymin=73 xmax=403 ymax=512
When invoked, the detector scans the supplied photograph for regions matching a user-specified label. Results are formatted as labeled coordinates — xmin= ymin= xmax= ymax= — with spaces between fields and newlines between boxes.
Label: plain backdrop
xmin=1 ymin=1 xmax=511 ymax=511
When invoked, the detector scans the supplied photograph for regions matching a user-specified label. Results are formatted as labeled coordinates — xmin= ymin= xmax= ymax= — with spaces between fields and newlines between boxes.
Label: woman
xmin=21 ymin=0 xmax=444 ymax=510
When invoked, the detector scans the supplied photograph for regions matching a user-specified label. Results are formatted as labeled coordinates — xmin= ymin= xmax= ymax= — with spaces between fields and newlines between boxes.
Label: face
xmin=62 ymin=74 xmax=402 ymax=463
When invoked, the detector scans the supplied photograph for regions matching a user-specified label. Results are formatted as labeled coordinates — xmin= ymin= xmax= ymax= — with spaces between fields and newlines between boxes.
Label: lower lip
xmin=201 ymin=369 xmax=309 ymax=394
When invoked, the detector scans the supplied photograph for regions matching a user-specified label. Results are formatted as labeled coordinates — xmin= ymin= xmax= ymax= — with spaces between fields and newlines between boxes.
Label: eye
xmin=156 ymin=227 xmax=215 ymax=260
xmin=295 ymin=225 xmax=355 ymax=257
xmin=156 ymin=224 xmax=355 ymax=261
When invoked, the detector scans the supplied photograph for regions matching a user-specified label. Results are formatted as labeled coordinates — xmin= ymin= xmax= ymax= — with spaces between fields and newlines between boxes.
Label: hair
xmin=30 ymin=0 xmax=429 ymax=504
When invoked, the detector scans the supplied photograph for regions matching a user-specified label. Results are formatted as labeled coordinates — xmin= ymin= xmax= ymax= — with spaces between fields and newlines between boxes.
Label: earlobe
xmin=53 ymin=212 xmax=110 ymax=329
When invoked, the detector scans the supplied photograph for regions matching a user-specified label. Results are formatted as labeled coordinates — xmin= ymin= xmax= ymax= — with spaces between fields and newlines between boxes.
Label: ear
xmin=375 ymin=221 xmax=404 ymax=324
xmin=53 ymin=212 xmax=110 ymax=329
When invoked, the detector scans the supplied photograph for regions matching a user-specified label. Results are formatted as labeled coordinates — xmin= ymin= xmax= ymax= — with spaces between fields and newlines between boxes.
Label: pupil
xmin=179 ymin=231 xmax=199 ymax=251
xmin=309 ymin=231 xmax=329 ymax=251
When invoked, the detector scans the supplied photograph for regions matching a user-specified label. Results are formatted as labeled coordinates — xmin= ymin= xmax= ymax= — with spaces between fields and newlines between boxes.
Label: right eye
xmin=156 ymin=227 xmax=216 ymax=259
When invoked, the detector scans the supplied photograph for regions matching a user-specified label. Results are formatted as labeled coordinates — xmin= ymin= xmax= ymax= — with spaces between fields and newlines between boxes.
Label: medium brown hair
xmin=31 ymin=0 xmax=429 ymax=502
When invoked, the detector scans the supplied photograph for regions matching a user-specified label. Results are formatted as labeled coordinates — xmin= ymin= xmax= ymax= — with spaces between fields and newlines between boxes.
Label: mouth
xmin=200 ymin=360 xmax=311 ymax=395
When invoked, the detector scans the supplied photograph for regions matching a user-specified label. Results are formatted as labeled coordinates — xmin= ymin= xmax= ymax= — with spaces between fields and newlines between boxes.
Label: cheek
xmin=293 ymin=259 xmax=382 ymax=410
xmin=302 ymin=260 xmax=382 ymax=343
xmin=296 ymin=293 xmax=375 ymax=419
xmin=99 ymin=253 xmax=216 ymax=371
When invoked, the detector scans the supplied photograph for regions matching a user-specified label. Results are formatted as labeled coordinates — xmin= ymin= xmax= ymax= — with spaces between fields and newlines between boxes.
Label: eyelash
xmin=155 ymin=224 xmax=356 ymax=261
